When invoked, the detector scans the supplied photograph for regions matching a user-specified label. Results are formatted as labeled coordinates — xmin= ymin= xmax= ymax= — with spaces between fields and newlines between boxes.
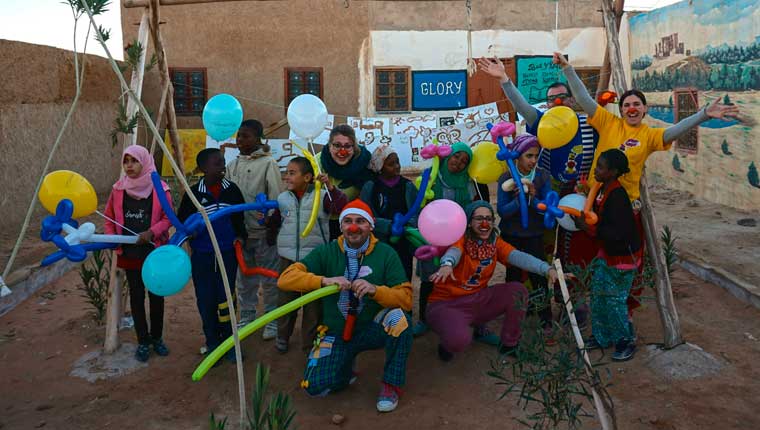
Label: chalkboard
xmin=412 ymin=70 xmax=468 ymax=111
xmin=514 ymin=55 xmax=567 ymax=105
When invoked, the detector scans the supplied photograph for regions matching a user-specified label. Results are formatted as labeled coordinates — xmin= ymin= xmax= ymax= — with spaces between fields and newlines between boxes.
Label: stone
xmin=645 ymin=343 xmax=724 ymax=380
xmin=331 ymin=414 xmax=345 ymax=425
xmin=737 ymin=218 xmax=757 ymax=227
xmin=69 ymin=343 xmax=147 ymax=383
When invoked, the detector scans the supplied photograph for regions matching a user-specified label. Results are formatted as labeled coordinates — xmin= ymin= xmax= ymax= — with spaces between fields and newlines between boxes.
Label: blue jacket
xmin=497 ymin=168 xmax=552 ymax=238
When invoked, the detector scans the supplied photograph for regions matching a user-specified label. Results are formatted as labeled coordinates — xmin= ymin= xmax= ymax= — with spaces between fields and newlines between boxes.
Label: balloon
xmin=415 ymin=140 xmax=449 ymax=208
xmin=468 ymin=141 xmax=507 ymax=184
xmin=537 ymin=106 xmax=579 ymax=149
xmin=287 ymin=94 xmax=328 ymax=140
xmin=142 ymin=245 xmax=191 ymax=296
xmin=193 ymin=285 xmax=340 ymax=381
xmin=234 ymin=241 xmax=279 ymax=278
xmin=488 ymin=122 xmax=529 ymax=229
xmin=556 ymin=193 xmax=586 ymax=232
xmin=390 ymin=167 xmax=431 ymax=242
xmin=202 ymin=94 xmax=243 ymax=141
xmin=534 ymin=191 xmax=565 ymax=229
xmin=290 ymin=140 xmax=323 ymax=237
xmin=39 ymin=170 xmax=97 ymax=218
xmin=418 ymin=199 xmax=466 ymax=247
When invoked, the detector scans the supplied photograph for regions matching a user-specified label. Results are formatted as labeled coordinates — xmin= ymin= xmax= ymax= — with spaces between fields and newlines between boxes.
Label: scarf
xmin=464 ymin=236 xmax=498 ymax=261
xmin=337 ymin=237 xmax=369 ymax=318
xmin=113 ymin=145 xmax=165 ymax=199
xmin=320 ymin=144 xmax=374 ymax=190
xmin=433 ymin=142 xmax=473 ymax=207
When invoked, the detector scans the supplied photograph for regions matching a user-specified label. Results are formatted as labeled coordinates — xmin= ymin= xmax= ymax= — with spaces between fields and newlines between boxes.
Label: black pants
xmin=503 ymin=235 xmax=552 ymax=327
xmin=125 ymin=269 xmax=165 ymax=345
xmin=418 ymin=281 xmax=434 ymax=322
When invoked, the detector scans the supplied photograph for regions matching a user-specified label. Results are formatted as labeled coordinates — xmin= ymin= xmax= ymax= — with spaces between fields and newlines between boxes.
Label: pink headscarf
xmin=113 ymin=145 xmax=159 ymax=199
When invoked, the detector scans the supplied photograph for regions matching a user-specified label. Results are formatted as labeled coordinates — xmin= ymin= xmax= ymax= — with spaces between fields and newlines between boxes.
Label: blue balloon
xmin=142 ymin=245 xmax=192 ymax=296
xmin=488 ymin=122 xmax=529 ymax=230
xmin=390 ymin=167 xmax=432 ymax=242
xmin=202 ymin=94 xmax=243 ymax=141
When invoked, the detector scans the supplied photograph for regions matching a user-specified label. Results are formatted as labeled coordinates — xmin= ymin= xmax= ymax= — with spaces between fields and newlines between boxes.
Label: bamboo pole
xmin=594 ymin=0 xmax=625 ymax=98
xmin=126 ymin=0 xmax=284 ymax=7
xmin=104 ymin=8 xmax=151 ymax=354
xmin=600 ymin=0 xmax=683 ymax=348
xmin=148 ymin=0 xmax=186 ymax=175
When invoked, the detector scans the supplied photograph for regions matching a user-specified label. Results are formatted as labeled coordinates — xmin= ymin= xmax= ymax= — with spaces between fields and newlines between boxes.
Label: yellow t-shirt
xmin=587 ymin=107 xmax=670 ymax=201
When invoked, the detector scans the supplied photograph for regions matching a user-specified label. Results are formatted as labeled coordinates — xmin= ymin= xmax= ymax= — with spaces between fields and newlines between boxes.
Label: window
xmin=673 ymin=88 xmax=699 ymax=153
xmin=285 ymin=67 xmax=323 ymax=106
xmin=169 ymin=67 xmax=207 ymax=116
xmin=375 ymin=67 xmax=410 ymax=112
xmin=575 ymin=68 xmax=601 ymax=98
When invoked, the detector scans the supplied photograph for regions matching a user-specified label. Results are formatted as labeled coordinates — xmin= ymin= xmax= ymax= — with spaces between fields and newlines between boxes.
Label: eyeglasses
xmin=331 ymin=143 xmax=354 ymax=151
xmin=547 ymin=93 xmax=571 ymax=102
xmin=472 ymin=216 xmax=494 ymax=223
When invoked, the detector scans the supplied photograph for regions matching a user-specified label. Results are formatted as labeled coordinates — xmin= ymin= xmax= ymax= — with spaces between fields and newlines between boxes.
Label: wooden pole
xmin=595 ymin=0 xmax=625 ymax=98
xmin=149 ymin=81 xmax=170 ymax=155
xmin=104 ymin=8 xmax=151 ymax=354
xmin=126 ymin=0 xmax=284 ymax=7
xmin=600 ymin=0 xmax=683 ymax=348
xmin=148 ymin=0 xmax=186 ymax=176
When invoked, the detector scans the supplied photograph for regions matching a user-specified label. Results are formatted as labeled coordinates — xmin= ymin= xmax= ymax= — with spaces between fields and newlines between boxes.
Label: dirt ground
xmin=1 ymin=187 xmax=759 ymax=430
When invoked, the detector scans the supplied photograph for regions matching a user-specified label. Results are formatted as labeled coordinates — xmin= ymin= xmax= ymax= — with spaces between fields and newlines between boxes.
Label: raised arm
xmin=663 ymin=98 xmax=740 ymax=143
xmin=477 ymin=57 xmax=539 ymax=127
xmin=553 ymin=52 xmax=598 ymax=117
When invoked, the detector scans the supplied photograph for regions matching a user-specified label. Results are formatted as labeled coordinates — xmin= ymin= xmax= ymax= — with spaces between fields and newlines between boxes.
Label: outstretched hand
xmin=705 ymin=97 xmax=740 ymax=121
xmin=477 ymin=57 xmax=508 ymax=82
xmin=552 ymin=51 xmax=570 ymax=68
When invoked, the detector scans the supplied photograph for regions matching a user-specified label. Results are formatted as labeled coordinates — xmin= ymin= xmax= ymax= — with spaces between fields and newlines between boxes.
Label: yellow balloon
xmin=537 ymin=106 xmax=579 ymax=150
xmin=38 ymin=170 xmax=98 ymax=218
xmin=468 ymin=141 xmax=507 ymax=184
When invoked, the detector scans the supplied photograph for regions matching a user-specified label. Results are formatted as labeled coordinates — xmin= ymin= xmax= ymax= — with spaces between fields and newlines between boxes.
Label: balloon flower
xmin=488 ymin=121 xmax=529 ymax=229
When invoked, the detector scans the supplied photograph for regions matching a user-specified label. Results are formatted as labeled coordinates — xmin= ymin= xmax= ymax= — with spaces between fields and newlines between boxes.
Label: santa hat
xmin=339 ymin=199 xmax=375 ymax=228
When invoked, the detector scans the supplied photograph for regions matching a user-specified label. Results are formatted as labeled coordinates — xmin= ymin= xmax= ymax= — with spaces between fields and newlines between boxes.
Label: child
xmin=573 ymin=149 xmax=642 ymax=361
xmin=360 ymin=144 xmax=417 ymax=281
xmin=496 ymin=135 xmax=553 ymax=336
xmin=104 ymin=145 xmax=173 ymax=362
xmin=225 ymin=119 xmax=284 ymax=339
xmin=178 ymin=148 xmax=247 ymax=363
xmin=275 ymin=157 xmax=347 ymax=353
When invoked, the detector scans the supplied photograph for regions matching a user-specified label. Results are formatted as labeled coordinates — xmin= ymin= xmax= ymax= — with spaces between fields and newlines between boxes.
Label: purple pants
xmin=426 ymin=282 xmax=528 ymax=353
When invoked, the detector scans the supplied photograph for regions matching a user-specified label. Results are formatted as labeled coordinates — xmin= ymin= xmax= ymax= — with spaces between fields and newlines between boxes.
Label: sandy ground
xmin=1 ymin=186 xmax=758 ymax=430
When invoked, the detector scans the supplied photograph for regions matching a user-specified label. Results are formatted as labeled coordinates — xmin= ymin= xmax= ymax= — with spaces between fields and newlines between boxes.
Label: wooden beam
xmin=601 ymin=0 xmax=683 ymax=349
xmin=126 ymin=11 xmax=151 ymax=148
xmin=125 ymin=0 xmax=284 ymax=7
xmin=149 ymin=81 xmax=170 ymax=155
xmin=595 ymin=0 xmax=625 ymax=98
xmin=149 ymin=0 xmax=186 ymax=175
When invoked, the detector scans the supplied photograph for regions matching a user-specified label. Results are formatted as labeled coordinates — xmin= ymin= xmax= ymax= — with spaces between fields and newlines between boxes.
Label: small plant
xmin=110 ymin=101 xmax=140 ymax=147
xmin=660 ymin=225 xmax=678 ymax=276
xmin=77 ymin=249 xmax=111 ymax=323
xmin=211 ymin=363 xmax=297 ymax=430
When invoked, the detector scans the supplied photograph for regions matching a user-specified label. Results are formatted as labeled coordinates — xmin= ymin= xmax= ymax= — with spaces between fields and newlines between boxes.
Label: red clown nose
xmin=346 ymin=224 xmax=360 ymax=234
xmin=479 ymin=221 xmax=490 ymax=229
xmin=553 ymin=98 xmax=564 ymax=106
xmin=626 ymin=108 xmax=638 ymax=116
xmin=337 ymin=149 xmax=350 ymax=158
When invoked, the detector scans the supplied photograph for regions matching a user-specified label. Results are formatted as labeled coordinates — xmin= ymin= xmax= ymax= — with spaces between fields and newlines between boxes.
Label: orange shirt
xmin=587 ymin=107 xmax=669 ymax=201
xmin=428 ymin=236 xmax=516 ymax=302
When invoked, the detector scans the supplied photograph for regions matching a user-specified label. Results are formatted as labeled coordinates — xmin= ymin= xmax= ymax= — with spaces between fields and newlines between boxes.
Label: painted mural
xmin=628 ymin=0 xmax=760 ymax=210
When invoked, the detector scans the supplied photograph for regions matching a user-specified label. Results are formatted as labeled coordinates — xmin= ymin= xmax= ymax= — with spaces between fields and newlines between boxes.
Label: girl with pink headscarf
xmin=104 ymin=145 xmax=173 ymax=363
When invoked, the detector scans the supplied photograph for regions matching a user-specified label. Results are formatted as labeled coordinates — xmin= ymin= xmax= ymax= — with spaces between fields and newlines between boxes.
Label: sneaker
xmin=152 ymin=339 xmax=170 ymax=356
xmin=376 ymin=382 xmax=402 ymax=413
xmin=238 ymin=310 xmax=256 ymax=328
xmin=412 ymin=321 xmax=429 ymax=337
xmin=275 ymin=337 xmax=289 ymax=354
xmin=437 ymin=344 xmax=454 ymax=362
xmin=474 ymin=326 xmax=500 ymax=346
xmin=612 ymin=339 xmax=637 ymax=362
xmin=262 ymin=322 xmax=277 ymax=341
xmin=135 ymin=343 xmax=151 ymax=362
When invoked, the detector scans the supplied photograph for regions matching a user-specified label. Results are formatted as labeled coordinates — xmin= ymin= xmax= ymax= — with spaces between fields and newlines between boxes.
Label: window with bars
xmin=673 ymin=88 xmax=699 ymax=153
xmin=169 ymin=67 xmax=207 ymax=116
xmin=375 ymin=67 xmax=410 ymax=112
xmin=285 ymin=68 xmax=323 ymax=106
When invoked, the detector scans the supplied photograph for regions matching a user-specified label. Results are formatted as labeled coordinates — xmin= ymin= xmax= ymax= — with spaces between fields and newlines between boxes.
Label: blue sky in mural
xmin=692 ymin=0 xmax=757 ymax=25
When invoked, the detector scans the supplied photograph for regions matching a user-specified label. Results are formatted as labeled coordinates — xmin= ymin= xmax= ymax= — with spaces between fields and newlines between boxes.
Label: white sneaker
xmin=262 ymin=322 xmax=277 ymax=340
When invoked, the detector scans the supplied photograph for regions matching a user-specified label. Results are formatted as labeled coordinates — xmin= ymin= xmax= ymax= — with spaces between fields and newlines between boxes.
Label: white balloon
xmin=287 ymin=94 xmax=328 ymax=140
xmin=556 ymin=193 xmax=587 ymax=232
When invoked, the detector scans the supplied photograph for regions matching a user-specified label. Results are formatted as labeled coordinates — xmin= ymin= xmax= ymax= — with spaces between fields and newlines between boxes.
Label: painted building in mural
xmin=627 ymin=0 xmax=760 ymax=210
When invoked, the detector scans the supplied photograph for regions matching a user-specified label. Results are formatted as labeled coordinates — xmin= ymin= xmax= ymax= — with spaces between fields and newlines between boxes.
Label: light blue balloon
xmin=142 ymin=245 xmax=192 ymax=296
xmin=202 ymin=94 xmax=244 ymax=141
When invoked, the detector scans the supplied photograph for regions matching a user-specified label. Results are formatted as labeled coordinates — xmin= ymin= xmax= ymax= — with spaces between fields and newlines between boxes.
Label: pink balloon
xmin=418 ymin=199 xmax=466 ymax=247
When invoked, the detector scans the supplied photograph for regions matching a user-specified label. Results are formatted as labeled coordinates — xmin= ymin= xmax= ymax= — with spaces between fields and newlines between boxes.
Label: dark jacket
xmin=177 ymin=177 xmax=247 ymax=253
xmin=590 ymin=180 xmax=641 ymax=257
xmin=497 ymin=168 xmax=552 ymax=238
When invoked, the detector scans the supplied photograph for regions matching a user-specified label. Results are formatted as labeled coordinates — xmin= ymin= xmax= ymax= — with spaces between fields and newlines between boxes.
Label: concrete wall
xmin=0 ymin=40 xmax=122 ymax=230
xmin=627 ymin=0 xmax=760 ymax=211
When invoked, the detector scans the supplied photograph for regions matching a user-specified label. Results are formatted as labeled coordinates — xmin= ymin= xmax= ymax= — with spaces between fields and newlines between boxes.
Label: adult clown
xmin=277 ymin=199 xmax=412 ymax=413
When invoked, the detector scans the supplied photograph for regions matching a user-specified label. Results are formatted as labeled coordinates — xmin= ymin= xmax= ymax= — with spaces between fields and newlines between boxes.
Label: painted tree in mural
xmin=672 ymin=154 xmax=684 ymax=173
xmin=721 ymin=139 xmax=732 ymax=156
xmin=749 ymin=162 xmax=760 ymax=189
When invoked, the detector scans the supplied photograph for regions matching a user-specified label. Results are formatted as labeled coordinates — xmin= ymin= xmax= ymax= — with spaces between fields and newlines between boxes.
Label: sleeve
xmin=595 ymin=189 xmax=635 ymax=243
xmin=439 ymin=246 xmax=462 ymax=267
xmin=176 ymin=189 xmax=195 ymax=223
xmin=266 ymin=158 xmax=285 ymax=200
xmin=496 ymin=237 xmax=516 ymax=266
xmin=662 ymin=108 xmax=707 ymax=145
xmin=501 ymin=80 xmax=540 ymax=128
xmin=103 ymin=191 xmax=117 ymax=235
xmin=535 ymin=171 xmax=552 ymax=201
xmin=404 ymin=181 xmax=420 ymax=228
xmin=496 ymin=174 xmax=519 ymax=217
xmin=149 ymin=188 xmax=174 ymax=238
xmin=467 ymin=181 xmax=478 ymax=202
xmin=371 ymin=248 xmax=413 ymax=311
xmin=277 ymin=262 xmax=323 ymax=293
xmin=507 ymin=249 xmax=551 ymax=276
xmin=358 ymin=181 xmax=374 ymax=209
xmin=323 ymin=186 xmax=348 ymax=215
xmin=229 ymin=185 xmax=248 ymax=240
xmin=562 ymin=65 xmax=598 ymax=117
xmin=586 ymin=100 xmax=616 ymax=131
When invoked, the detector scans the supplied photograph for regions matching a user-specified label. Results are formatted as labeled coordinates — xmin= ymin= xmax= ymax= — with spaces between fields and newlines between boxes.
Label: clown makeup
xmin=469 ymin=207 xmax=495 ymax=240
xmin=620 ymin=94 xmax=647 ymax=126
xmin=341 ymin=214 xmax=372 ymax=248
xmin=123 ymin=154 xmax=143 ymax=179
xmin=329 ymin=134 xmax=355 ymax=166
